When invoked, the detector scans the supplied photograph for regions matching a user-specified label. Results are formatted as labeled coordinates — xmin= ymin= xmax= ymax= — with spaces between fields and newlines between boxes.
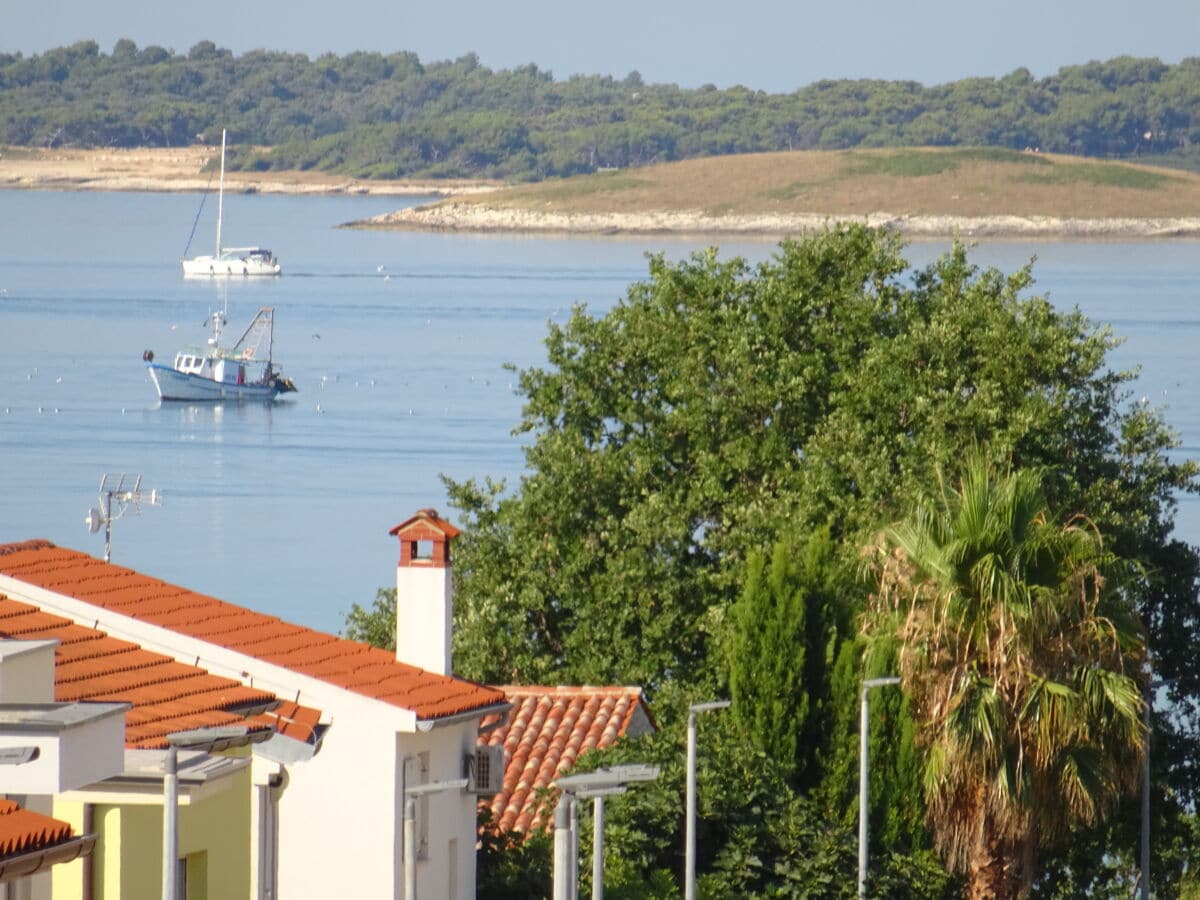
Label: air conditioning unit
xmin=465 ymin=744 xmax=506 ymax=794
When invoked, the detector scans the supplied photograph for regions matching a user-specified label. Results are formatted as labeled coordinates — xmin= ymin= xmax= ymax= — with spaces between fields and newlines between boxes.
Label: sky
xmin=6 ymin=0 xmax=1199 ymax=92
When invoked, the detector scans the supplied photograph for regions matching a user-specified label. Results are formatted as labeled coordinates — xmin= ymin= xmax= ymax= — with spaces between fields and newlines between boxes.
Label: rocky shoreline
xmin=357 ymin=201 xmax=1200 ymax=240
xmin=6 ymin=147 xmax=1200 ymax=239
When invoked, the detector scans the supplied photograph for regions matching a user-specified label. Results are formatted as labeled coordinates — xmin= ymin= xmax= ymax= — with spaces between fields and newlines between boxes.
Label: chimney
xmin=388 ymin=508 xmax=460 ymax=675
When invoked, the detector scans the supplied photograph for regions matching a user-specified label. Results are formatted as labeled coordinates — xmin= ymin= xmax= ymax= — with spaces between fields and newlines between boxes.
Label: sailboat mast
xmin=215 ymin=129 xmax=226 ymax=256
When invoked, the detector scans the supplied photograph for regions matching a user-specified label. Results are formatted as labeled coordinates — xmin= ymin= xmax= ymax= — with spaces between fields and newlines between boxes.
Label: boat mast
xmin=215 ymin=129 xmax=226 ymax=257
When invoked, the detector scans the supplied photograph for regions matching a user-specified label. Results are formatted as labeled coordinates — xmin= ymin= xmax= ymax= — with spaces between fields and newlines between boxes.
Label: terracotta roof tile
xmin=0 ymin=542 xmax=504 ymax=720
xmin=0 ymin=799 xmax=75 ymax=858
xmin=480 ymin=686 xmax=654 ymax=835
xmin=0 ymin=593 xmax=285 ymax=749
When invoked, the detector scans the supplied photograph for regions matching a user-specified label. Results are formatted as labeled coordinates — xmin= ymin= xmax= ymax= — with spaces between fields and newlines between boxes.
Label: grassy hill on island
xmin=417 ymin=148 xmax=1200 ymax=219
xmin=362 ymin=147 xmax=1200 ymax=236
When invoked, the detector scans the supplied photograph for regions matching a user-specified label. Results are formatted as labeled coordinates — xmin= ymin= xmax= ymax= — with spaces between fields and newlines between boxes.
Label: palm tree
xmin=864 ymin=455 xmax=1147 ymax=899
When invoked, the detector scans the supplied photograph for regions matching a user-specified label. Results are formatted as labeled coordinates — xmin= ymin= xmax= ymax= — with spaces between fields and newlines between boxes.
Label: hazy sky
xmin=7 ymin=0 xmax=1198 ymax=92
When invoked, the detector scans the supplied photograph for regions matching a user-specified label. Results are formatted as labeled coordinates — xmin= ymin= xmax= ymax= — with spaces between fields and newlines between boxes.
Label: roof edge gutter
xmin=0 ymin=833 xmax=97 ymax=883
xmin=415 ymin=701 xmax=511 ymax=733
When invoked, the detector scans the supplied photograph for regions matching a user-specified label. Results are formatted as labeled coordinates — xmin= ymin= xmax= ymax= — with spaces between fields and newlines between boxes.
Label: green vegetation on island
xmin=346 ymin=226 xmax=1200 ymax=897
xmin=4 ymin=41 xmax=1200 ymax=180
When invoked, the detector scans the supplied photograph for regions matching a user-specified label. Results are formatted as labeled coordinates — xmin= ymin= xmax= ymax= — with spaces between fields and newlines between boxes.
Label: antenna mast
xmin=84 ymin=474 xmax=162 ymax=562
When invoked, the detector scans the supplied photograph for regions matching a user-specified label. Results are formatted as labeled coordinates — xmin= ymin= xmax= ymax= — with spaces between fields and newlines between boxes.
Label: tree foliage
xmin=349 ymin=225 xmax=1198 ymax=893
xmin=5 ymin=43 xmax=1200 ymax=176
xmin=864 ymin=456 xmax=1148 ymax=896
xmin=725 ymin=528 xmax=854 ymax=791
xmin=343 ymin=587 xmax=396 ymax=651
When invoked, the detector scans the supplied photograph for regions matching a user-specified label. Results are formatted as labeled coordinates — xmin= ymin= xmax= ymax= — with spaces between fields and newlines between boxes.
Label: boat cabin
xmin=220 ymin=247 xmax=278 ymax=265
xmin=174 ymin=351 xmax=250 ymax=386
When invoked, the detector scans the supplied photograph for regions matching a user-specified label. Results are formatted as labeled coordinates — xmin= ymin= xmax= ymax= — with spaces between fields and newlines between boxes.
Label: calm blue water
xmin=1 ymin=190 xmax=1198 ymax=635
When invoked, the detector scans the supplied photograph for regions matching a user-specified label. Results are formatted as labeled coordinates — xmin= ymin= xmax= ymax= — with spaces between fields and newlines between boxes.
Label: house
xmin=481 ymin=686 xmax=655 ymax=834
xmin=0 ymin=639 xmax=127 ymax=900
xmin=0 ymin=511 xmax=509 ymax=900
xmin=0 ymin=595 xmax=294 ymax=899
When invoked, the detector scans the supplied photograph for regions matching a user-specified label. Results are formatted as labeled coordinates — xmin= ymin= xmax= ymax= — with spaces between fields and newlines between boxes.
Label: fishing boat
xmin=181 ymin=130 xmax=281 ymax=277
xmin=145 ymin=306 xmax=297 ymax=402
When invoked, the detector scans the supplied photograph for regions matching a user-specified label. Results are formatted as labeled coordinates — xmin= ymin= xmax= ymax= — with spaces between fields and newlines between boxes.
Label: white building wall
xmin=269 ymin=707 xmax=478 ymax=900
xmin=0 ymin=640 xmax=55 ymax=702
xmin=395 ymin=565 xmax=452 ymax=676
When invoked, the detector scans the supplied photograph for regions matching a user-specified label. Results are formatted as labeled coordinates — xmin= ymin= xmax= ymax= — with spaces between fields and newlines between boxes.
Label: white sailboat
xmin=181 ymin=130 xmax=281 ymax=277
xmin=145 ymin=304 xmax=297 ymax=402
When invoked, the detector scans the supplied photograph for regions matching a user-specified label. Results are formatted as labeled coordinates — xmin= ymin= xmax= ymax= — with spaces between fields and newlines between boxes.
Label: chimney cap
xmin=388 ymin=508 xmax=461 ymax=540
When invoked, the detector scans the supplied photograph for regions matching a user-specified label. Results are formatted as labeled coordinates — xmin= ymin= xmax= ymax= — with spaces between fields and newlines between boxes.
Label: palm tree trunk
xmin=967 ymin=832 xmax=1027 ymax=900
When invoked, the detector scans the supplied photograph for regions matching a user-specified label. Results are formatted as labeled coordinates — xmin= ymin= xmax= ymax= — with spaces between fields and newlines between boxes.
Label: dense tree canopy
xmin=345 ymin=225 xmax=1200 ymax=893
xmin=4 ymin=42 xmax=1200 ymax=177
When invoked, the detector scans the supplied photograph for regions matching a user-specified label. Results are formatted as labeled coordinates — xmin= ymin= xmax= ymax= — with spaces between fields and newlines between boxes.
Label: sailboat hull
xmin=181 ymin=252 xmax=281 ymax=277
xmin=147 ymin=364 xmax=283 ymax=402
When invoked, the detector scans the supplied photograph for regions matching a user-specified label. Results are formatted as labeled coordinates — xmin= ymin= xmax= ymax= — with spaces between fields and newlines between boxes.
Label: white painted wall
xmin=395 ymin=565 xmax=452 ymax=676
xmin=0 ymin=640 xmax=55 ymax=702
xmin=0 ymin=711 xmax=125 ymax=795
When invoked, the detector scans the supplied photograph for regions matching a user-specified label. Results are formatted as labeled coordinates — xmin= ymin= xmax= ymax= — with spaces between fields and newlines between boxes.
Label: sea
xmin=1 ymin=189 xmax=1198 ymax=637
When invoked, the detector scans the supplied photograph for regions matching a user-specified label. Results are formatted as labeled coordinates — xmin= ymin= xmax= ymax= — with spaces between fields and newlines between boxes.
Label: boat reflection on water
xmin=154 ymin=399 xmax=291 ymax=430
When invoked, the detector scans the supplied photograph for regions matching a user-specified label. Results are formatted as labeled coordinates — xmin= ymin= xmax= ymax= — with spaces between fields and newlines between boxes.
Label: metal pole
xmin=102 ymin=492 xmax=113 ymax=563
xmin=569 ymin=794 xmax=579 ymax=896
xmin=1140 ymin=691 xmax=1151 ymax=900
xmin=215 ymin=129 xmax=225 ymax=256
xmin=686 ymin=700 xmax=729 ymax=900
xmin=685 ymin=708 xmax=697 ymax=900
xmin=858 ymin=678 xmax=899 ymax=899
xmin=592 ymin=795 xmax=605 ymax=900
xmin=404 ymin=797 xmax=417 ymax=900
xmin=858 ymin=687 xmax=870 ymax=900
xmin=553 ymin=794 xmax=572 ymax=900
xmin=162 ymin=746 xmax=178 ymax=900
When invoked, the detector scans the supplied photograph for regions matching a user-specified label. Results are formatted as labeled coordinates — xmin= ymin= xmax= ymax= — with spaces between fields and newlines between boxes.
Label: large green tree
xmin=863 ymin=457 xmax=1147 ymax=899
xmin=446 ymin=228 xmax=1194 ymax=694
xmin=349 ymin=225 xmax=1198 ymax=892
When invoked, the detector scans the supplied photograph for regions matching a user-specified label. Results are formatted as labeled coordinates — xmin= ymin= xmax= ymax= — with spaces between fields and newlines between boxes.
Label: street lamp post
xmin=1140 ymin=694 xmax=1150 ymax=900
xmin=553 ymin=765 xmax=660 ymax=900
xmin=686 ymin=700 xmax=730 ymax=900
xmin=162 ymin=725 xmax=270 ymax=900
xmin=858 ymin=677 xmax=900 ymax=899
xmin=575 ymin=787 xmax=625 ymax=900
xmin=402 ymin=778 xmax=469 ymax=900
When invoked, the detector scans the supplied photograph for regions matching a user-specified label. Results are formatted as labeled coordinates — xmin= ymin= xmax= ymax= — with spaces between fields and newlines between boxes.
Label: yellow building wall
xmin=48 ymin=799 xmax=85 ymax=900
xmin=50 ymin=762 xmax=252 ymax=900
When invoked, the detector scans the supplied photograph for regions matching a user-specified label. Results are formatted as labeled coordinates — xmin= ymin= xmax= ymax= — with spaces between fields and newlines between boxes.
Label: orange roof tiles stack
xmin=0 ymin=541 xmax=505 ymax=720
xmin=0 ymin=799 xmax=74 ymax=857
xmin=479 ymin=686 xmax=654 ymax=834
xmin=0 ymin=594 xmax=279 ymax=749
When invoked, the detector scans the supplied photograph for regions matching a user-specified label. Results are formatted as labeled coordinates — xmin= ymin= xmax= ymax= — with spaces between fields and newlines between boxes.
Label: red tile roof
xmin=479 ymin=686 xmax=654 ymax=833
xmin=388 ymin=509 xmax=461 ymax=540
xmin=0 ymin=541 xmax=504 ymax=721
xmin=0 ymin=799 xmax=74 ymax=857
xmin=259 ymin=700 xmax=323 ymax=745
xmin=0 ymin=593 xmax=281 ymax=749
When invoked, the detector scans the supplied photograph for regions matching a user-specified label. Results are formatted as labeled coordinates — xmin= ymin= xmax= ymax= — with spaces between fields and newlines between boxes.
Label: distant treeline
xmin=3 ymin=39 xmax=1200 ymax=180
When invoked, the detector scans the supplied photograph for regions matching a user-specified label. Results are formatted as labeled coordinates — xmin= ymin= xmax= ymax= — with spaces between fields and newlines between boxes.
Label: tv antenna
xmin=84 ymin=474 xmax=161 ymax=562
